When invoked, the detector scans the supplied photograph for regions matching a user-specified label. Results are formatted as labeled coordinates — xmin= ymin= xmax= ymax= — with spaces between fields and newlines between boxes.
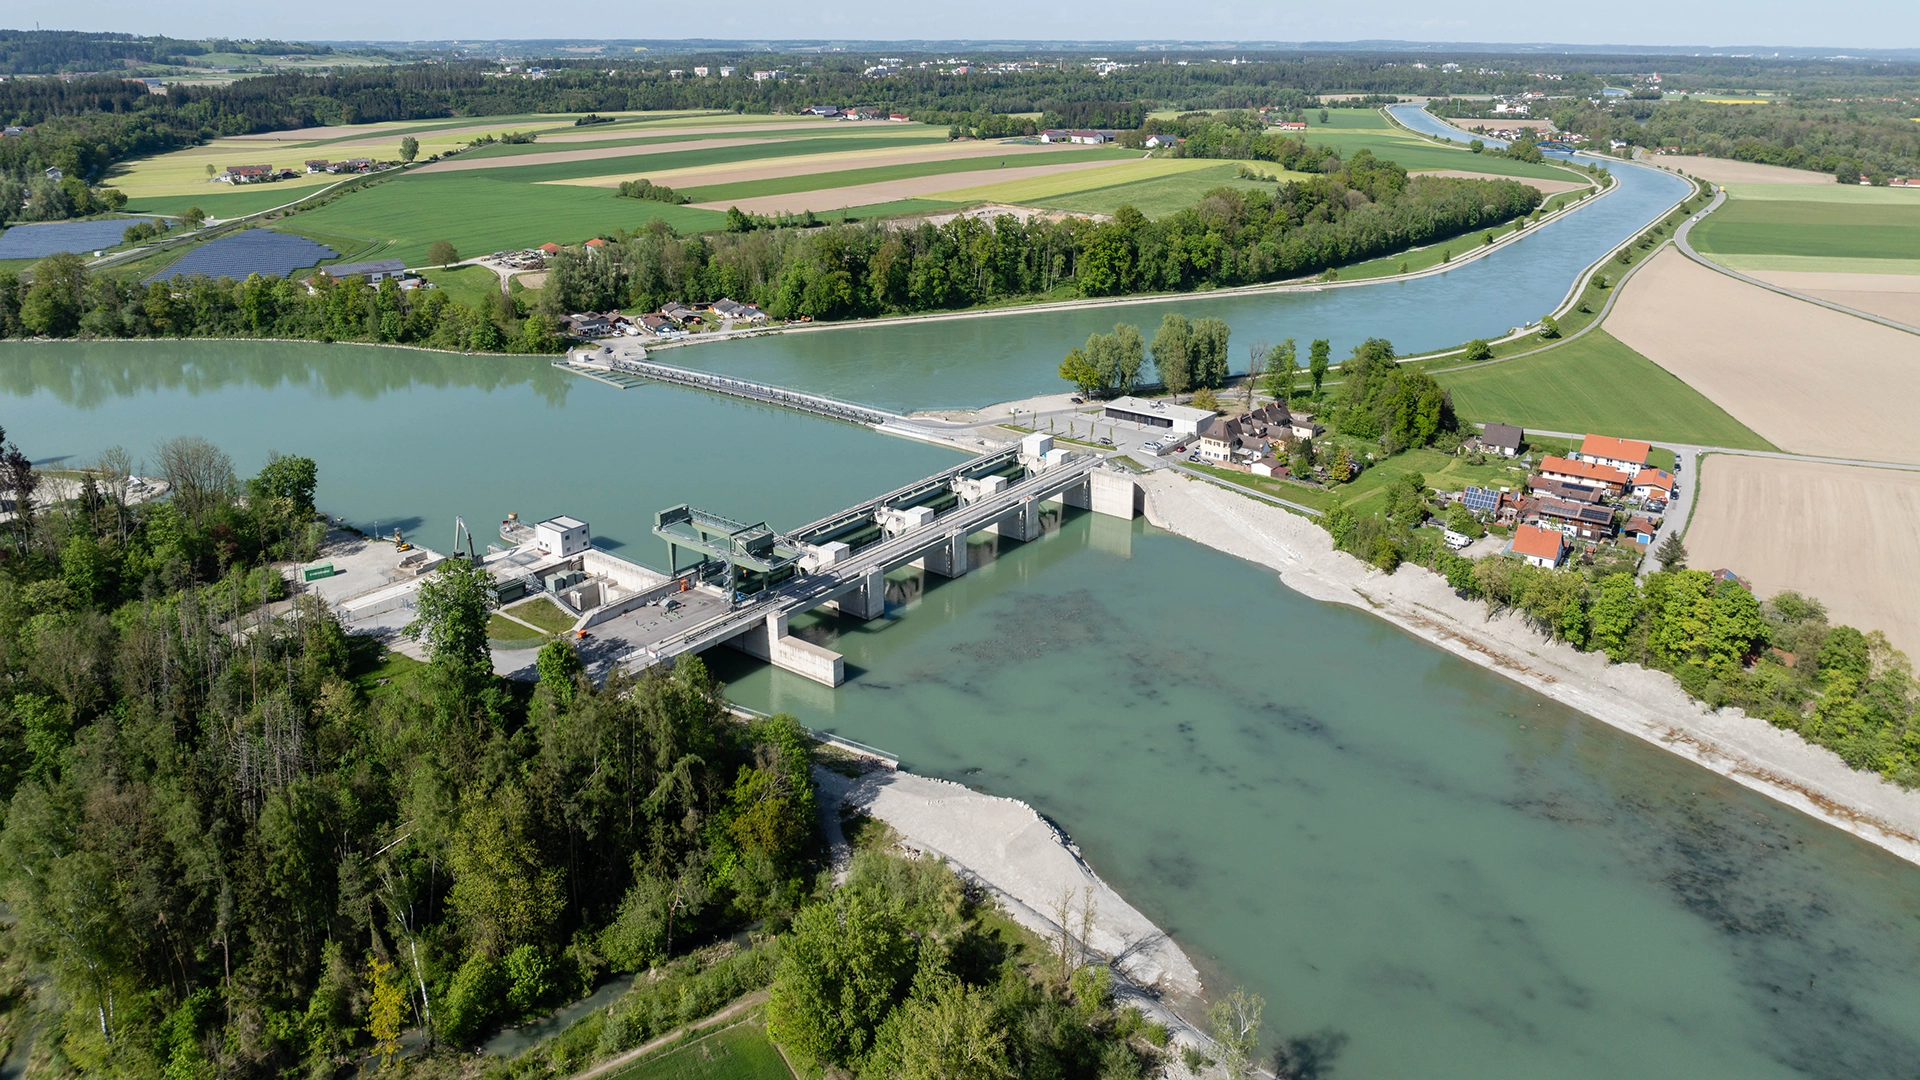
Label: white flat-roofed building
xmin=535 ymin=515 xmax=591 ymax=557
xmin=1102 ymin=395 xmax=1213 ymax=436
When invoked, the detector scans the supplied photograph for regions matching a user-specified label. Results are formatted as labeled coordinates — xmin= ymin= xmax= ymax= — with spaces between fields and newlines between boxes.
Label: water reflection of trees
xmin=0 ymin=340 xmax=574 ymax=409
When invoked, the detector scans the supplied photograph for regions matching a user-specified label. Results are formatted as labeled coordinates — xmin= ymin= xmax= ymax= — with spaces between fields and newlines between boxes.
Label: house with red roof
xmin=1509 ymin=524 xmax=1567 ymax=568
xmin=1577 ymin=434 xmax=1652 ymax=478
xmin=1631 ymin=469 xmax=1675 ymax=502
xmin=1537 ymin=455 xmax=1629 ymax=495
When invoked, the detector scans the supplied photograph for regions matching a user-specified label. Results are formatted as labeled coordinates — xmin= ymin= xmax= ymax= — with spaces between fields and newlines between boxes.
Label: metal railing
xmin=601 ymin=354 xmax=903 ymax=426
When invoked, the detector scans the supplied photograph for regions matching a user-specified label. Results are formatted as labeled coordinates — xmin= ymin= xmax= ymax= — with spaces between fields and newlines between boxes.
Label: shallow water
xmin=713 ymin=516 xmax=1920 ymax=1079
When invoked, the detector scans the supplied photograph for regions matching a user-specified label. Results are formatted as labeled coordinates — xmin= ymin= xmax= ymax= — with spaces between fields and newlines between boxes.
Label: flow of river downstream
xmin=4 ymin=117 xmax=1916 ymax=1079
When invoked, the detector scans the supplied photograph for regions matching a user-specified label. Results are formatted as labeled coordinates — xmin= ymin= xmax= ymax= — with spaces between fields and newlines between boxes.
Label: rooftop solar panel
xmin=1462 ymin=486 xmax=1500 ymax=513
xmin=148 ymin=229 xmax=337 ymax=283
xmin=0 ymin=218 xmax=167 ymax=260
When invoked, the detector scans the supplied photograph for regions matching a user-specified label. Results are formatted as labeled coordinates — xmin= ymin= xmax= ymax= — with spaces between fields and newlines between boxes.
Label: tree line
xmin=541 ymin=157 xmax=1540 ymax=322
xmin=0 ymin=253 xmax=564 ymax=353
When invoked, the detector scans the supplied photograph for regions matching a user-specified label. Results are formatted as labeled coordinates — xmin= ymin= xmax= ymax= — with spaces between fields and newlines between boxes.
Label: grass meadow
xmin=1689 ymin=187 xmax=1920 ymax=261
xmin=602 ymin=1021 xmax=791 ymax=1080
xmin=1433 ymin=329 xmax=1776 ymax=449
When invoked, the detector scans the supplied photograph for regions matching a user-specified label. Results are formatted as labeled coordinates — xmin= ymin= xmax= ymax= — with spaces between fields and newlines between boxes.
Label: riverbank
xmin=1133 ymin=469 xmax=1920 ymax=867
xmin=812 ymin=764 xmax=1213 ymax=1050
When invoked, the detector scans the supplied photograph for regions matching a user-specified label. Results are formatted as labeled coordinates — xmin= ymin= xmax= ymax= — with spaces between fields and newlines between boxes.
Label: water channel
xmin=2 ymin=123 xmax=1909 ymax=1077
xmin=654 ymin=136 xmax=1688 ymax=412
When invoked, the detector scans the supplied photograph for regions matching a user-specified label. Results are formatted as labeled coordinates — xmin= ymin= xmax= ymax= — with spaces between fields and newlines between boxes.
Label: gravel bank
xmin=814 ymin=766 xmax=1209 ymax=1040
xmin=1135 ymin=469 xmax=1920 ymax=866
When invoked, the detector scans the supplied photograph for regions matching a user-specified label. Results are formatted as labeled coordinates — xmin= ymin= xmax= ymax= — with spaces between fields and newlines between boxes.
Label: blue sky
xmin=29 ymin=1 xmax=1917 ymax=52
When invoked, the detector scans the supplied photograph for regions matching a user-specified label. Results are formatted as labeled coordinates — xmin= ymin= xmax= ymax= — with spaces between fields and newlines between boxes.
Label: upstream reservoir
xmin=5 ymin=340 xmax=1919 ymax=1078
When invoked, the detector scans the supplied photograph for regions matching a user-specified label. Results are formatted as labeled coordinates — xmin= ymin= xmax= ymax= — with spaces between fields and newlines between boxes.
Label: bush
xmin=616 ymin=177 xmax=689 ymax=204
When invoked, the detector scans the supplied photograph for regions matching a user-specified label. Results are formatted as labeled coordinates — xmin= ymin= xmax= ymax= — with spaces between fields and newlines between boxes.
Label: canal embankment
xmin=1134 ymin=468 xmax=1920 ymax=868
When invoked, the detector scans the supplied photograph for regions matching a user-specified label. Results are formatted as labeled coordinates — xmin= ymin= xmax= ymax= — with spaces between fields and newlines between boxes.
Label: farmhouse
xmin=304 ymin=159 xmax=330 ymax=173
xmin=1272 ymin=121 xmax=1309 ymax=131
xmin=1144 ymin=134 xmax=1179 ymax=148
xmin=1526 ymin=475 xmax=1605 ymax=503
xmin=222 ymin=165 xmax=274 ymax=184
xmin=1537 ymin=455 xmax=1629 ymax=495
xmin=1477 ymin=422 xmax=1524 ymax=457
xmin=1509 ymin=524 xmax=1567 ymax=568
xmin=1576 ymin=434 xmax=1651 ymax=478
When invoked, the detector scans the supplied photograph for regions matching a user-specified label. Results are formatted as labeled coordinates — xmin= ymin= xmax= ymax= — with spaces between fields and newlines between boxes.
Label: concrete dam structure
xmin=633 ymin=435 xmax=1140 ymax=686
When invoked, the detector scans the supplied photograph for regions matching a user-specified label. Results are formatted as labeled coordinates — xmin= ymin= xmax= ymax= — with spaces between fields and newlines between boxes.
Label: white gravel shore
xmin=813 ymin=766 xmax=1211 ymax=1043
xmin=1136 ymin=469 xmax=1920 ymax=866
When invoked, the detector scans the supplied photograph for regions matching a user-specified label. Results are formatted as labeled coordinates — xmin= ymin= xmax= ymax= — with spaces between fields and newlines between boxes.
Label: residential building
xmin=1509 ymin=524 xmax=1567 ymax=568
xmin=584 ymin=237 xmax=607 ymax=248
xmin=1272 ymin=120 xmax=1308 ymax=131
xmin=1525 ymin=475 xmax=1606 ymax=504
xmin=564 ymin=312 xmax=618 ymax=338
xmin=1039 ymin=129 xmax=1071 ymax=143
xmin=1631 ymin=469 xmax=1676 ymax=502
xmin=1101 ymin=395 xmax=1213 ymax=436
xmin=1532 ymin=497 xmax=1614 ymax=541
xmin=1537 ymin=455 xmax=1629 ymax=495
xmin=222 ymin=164 xmax=274 ymax=184
xmin=1067 ymin=130 xmax=1112 ymax=144
xmin=804 ymin=105 xmax=840 ymax=117
xmin=304 ymin=159 xmax=330 ymax=173
xmin=718 ymin=66 xmax=737 ymax=78
xmin=1479 ymin=422 xmax=1524 ymax=456
xmin=693 ymin=66 xmax=710 ymax=77
xmin=1287 ymin=411 xmax=1323 ymax=440
xmin=888 ymin=113 xmax=910 ymax=122
xmin=661 ymin=302 xmax=699 ymax=324
xmin=539 ymin=242 xmax=562 ymax=256
xmin=1144 ymin=134 xmax=1177 ymax=148
xmin=1196 ymin=417 xmax=1245 ymax=462
xmin=1577 ymin=434 xmax=1651 ymax=478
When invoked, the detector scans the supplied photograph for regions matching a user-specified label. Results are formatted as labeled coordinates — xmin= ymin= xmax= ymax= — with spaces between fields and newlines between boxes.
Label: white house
xmin=1577 ymin=434 xmax=1651 ymax=479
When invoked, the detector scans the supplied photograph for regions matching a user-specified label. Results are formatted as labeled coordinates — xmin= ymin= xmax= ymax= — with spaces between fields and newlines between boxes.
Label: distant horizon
xmin=13 ymin=7 xmax=1917 ymax=56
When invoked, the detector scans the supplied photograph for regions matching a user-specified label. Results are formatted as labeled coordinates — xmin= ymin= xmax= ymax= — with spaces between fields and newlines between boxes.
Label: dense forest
xmin=0 ymin=424 xmax=828 ymax=1075
xmin=0 ymin=31 xmax=333 ymax=75
xmin=539 ymin=153 xmax=1542 ymax=321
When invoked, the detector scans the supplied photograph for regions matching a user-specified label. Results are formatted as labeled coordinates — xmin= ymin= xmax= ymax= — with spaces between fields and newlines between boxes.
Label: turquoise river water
xmin=2 ymin=150 xmax=1913 ymax=1078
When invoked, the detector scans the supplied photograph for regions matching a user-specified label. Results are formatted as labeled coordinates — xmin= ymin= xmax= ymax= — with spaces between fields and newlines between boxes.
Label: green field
xmin=1689 ymin=191 xmax=1920 ymax=261
xmin=1202 ymin=444 xmax=1534 ymax=516
xmin=125 ymin=186 xmax=333 ymax=218
xmin=1434 ymin=329 xmax=1776 ymax=449
xmin=1709 ymin=254 xmax=1920 ymax=274
xmin=419 ymin=264 xmax=503 ymax=308
xmin=604 ymin=1021 xmax=791 ymax=1080
xmin=278 ymin=173 xmax=726 ymax=266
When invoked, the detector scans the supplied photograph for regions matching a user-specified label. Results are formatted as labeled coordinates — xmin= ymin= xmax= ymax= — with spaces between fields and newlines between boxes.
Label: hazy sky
xmin=24 ymin=1 xmax=1916 ymax=52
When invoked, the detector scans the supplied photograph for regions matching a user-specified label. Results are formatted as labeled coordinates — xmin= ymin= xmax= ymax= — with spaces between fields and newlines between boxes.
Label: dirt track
xmin=1413 ymin=169 xmax=1590 ymax=194
xmin=689 ymin=158 xmax=1127 ymax=214
xmin=1606 ymin=248 xmax=1920 ymax=463
xmin=1745 ymin=269 xmax=1920 ymax=326
xmin=1685 ymin=456 xmax=1920 ymax=659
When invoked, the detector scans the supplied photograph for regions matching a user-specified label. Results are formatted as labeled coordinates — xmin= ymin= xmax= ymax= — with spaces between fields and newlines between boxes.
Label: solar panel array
xmin=1462 ymin=486 xmax=1500 ymax=513
xmin=0 ymin=218 xmax=165 ymax=260
xmin=148 ymin=229 xmax=337 ymax=283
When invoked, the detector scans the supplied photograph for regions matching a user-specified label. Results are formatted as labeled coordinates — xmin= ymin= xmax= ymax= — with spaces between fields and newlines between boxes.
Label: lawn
xmin=419 ymin=264 xmax=503 ymax=309
xmin=603 ymin=1021 xmax=792 ymax=1080
xmin=278 ymin=172 xmax=727 ymax=266
xmin=1433 ymin=329 xmax=1777 ymax=450
xmin=508 ymin=597 xmax=577 ymax=634
xmin=1688 ymin=192 xmax=1920 ymax=261
xmin=487 ymin=613 xmax=544 ymax=643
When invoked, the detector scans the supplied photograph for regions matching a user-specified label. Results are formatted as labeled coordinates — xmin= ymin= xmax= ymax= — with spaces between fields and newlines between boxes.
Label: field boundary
xmin=565 ymin=992 xmax=772 ymax=1080
xmin=1673 ymin=189 xmax=1920 ymax=337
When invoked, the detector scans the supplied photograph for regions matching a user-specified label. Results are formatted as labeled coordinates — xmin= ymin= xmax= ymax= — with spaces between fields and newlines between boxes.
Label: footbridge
xmin=625 ymin=441 xmax=1140 ymax=686
xmin=558 ymin=344 xmax=904 ymax=426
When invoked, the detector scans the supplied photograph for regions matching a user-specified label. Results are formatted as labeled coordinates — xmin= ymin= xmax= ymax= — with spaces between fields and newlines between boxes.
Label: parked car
xmin=1069 ymin=395 xmax=1084 ymax=404
xmin=1186 ymin=453 xmax=1202 ymax=463
xmin=1143 ymin=440 xmax=1163 ymax=452
xmin=1099 ymin=436 xmax=1113 ymax=445
xmin=1173 ymin=444 xmax=1186 ymax=453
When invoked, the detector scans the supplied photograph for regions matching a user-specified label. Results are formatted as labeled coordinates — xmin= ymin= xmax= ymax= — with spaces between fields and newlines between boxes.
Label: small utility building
xmin=1103 ymin=396 xmax=1213 ymax=435
xmin=534 ymin=516 xmax=592 ymax=557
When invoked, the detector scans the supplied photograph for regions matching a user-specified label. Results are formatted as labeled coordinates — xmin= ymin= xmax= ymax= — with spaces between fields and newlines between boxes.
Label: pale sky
xmin=18 ymin=0 xmax=1916 ymax=53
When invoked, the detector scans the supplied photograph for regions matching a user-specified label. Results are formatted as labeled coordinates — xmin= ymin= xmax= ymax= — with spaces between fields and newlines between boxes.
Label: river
xmin=3 ymin=122 xmax=1911 ymax=1078
xmin=649 ymin=135 xmax=1685 ymax=412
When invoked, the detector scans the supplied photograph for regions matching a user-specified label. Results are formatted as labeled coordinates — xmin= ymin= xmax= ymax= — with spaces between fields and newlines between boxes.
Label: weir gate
xmin=628 ymin=441 xmax=1139 ymax=686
